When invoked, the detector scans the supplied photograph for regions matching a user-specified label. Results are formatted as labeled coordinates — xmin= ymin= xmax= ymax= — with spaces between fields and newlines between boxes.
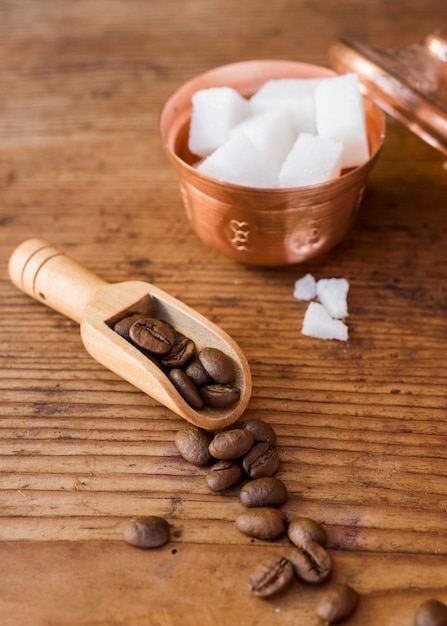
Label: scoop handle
xmin=8 ymin=238 xmax=107 ymax=324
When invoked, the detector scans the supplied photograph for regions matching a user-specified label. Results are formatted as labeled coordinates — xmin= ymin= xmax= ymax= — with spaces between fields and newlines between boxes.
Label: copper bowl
xmin=160 ymin=60 xmax=386 ymax=267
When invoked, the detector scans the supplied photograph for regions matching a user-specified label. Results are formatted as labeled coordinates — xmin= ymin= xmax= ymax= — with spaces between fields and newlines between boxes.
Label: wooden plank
xmin=1 ymin=0 xmax=447 ymax=623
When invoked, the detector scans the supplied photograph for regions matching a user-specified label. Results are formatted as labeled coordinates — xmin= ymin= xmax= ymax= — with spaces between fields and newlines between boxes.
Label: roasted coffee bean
xmin=169 ymin=368 xmax=204 ymax=409
xmin=235 ymin=507 xmax=287 ymax=540
xmin=123 ymin=515 xmax=170 ymax=549
xmin=184 ymin=356 xmax=212 ymax=386
xmin=161 ymin=337 xmax=195 ymax=368
xmin=199 ymin=347 xmax=236 ymax=384
xmin=175 ymin=426 xmax=214 ymax=466
xmin=290 ymin=540 xmax=332 ymax=584
xmin=114 ymin=314 xmax=242 ymax=411
xmin=129 ymin=317 xmax=175 ymax=355
xmin=287 ymin=516 xmax=327 ymax=548
xmin=242 ymin=418 xmax=276 ymax=445
xmin=243 ymin=442 xmax=280 ymax=479
xmin=200 ymin=384 xmax=241 ymax=408
xmin=114 ymin=314 xmax=146 ymax=341
xmin=209 ymin=428 xmax=254 ymax=460
xmin=206 ymin=460 xmax=243 ymax=491
xmin=240 ymin=476 xmax=287 ymax=508
xmin=249 ymin=555 xmax=294 ymax=598
xmin=414 ymin=599 xmax=447 ymax=626
xmin=316 ymin=583 xmax=358 ymax=624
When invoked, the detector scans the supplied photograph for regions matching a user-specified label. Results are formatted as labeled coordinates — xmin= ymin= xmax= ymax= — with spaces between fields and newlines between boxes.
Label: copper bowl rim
xmin=160 ymin=58 xmax=387 ymax=196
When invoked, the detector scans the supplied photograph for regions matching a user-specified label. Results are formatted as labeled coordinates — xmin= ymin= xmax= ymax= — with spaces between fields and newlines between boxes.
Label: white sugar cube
xmin=196 ymin=133 xmax=278 ymax=188
xmin=278 ymin=133 xmax=343 ymax=188
xmin=316 ymin=278 xmax=349 ymax=319
xmin=315 ymin=73 xmax=369 ymax=169
xmin=250 ymin=78 xmax=321 ymax=134
xmin=302 ymin=301 xmax=348 ymax=341
xmin=229 ymin=109 xmax=296 ymax=172
xmin=188 ymin=86 xmax=251 ymax=158
xmin=293 ymin=273 xmax=317 ymax=300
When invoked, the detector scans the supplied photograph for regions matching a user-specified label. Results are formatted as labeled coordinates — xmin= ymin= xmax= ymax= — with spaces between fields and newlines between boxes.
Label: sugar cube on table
xmin=278 ymin=133 xmax=343 ymax=188
xmin=188 ymin=86 xmax=251 ymax=158
xmin=301 ymin=301 xmax=348 ymax=341
xmin=196 ymin=133 xmax=278 ymax=188
xmin=315 ymin=73 xmax=369 ymax=169
xmin=229 ymin=109 xmax=297 ymax=172
xmin=293 ymin=273 xmax=317 ymax=300
xmin=250 ymin=78 xmax=321 ymax=134
xmin=316 ymin=278 xmax=349 ymax=319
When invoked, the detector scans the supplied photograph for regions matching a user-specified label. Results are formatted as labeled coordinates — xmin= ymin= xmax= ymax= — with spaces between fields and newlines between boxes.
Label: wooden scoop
xmin=8 ymin=238 xmax=252 ymax=430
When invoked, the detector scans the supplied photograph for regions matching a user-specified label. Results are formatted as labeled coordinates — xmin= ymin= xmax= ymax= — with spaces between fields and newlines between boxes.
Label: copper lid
xmin=330 ymin=33 xmax=447 ymax=155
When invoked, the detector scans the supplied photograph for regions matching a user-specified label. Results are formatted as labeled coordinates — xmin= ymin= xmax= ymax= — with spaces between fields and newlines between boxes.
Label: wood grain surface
xmin=1 ymin=1 xmax=447 ymax=624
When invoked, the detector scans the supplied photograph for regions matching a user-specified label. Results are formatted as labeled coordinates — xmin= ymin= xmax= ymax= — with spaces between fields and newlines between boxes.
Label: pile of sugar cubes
xmin=294 ymin=274 xmax=349 ymax=341
xmin=188 ymin=73 xmax=369 ymax=188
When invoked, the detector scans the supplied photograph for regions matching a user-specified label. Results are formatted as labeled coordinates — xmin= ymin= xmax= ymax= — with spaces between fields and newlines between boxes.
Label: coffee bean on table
xmin=290 ymin=540 xmax=332 ymax=584
xmin=206 ymin=460 xmax=243 ymax=492
xmin=287 ymin=516 xmax=327 ymax=548
xmin=198 ymin=347 xmax=236 ymax=384
xmin=241 ymin=418 xmax=276 ymax=445
xmin=316 ymin=583 xmax=359 ymax=624
xmin=235 ymin=507 xmax=287 ymax=540
xmin=243 ymin=442 xmax=280 ymax=479
xmin=240 ymin=477 xmax=288 ymax=508
xmin=124 ymin=515 xmax=170 ymax=549
xmin=414 ymin=599 xmax=447 ymax=626
xmin=129 ymin=317 xmax=175 ymax=355
xmin=169 ymin=368 xmax=204 ymax=409
xmin=208 ymin=428 xmax=254 ymax=460
xmin=249 ymin=555 xmax=295 ymax=598
xmin=175 ymin=426 xmax=214 ymax=466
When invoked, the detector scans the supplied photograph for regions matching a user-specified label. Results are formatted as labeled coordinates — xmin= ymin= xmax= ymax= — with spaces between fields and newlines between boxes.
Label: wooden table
xmin=1 ymin=1 xmax=446 ymax=624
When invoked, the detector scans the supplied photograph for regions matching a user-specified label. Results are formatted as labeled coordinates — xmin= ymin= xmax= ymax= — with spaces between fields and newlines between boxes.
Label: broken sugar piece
xmin=315 ymin=73 xmax=369 ymax=169
xmin=293 ymin=273 xmax=317 ymax=300
xmin=188 ymin=86 xmax=251 ymax=158
xmin=278 ymin=133 xmax=343 ymax=188
xmin=196 ymin=133 xmax=278 ymax=188
xmin=302 ymin=301 xmax=348 ymax=341
xmin=229 ymin=108 xmax=297 ymax=172
xmin=316 ymin=278 xmax=349 ymax=319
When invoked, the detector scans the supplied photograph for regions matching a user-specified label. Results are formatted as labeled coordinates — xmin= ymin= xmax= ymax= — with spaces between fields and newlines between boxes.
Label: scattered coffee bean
xmin=242 ymin=418 xmax=276 ymax=445
xmin=200 ymin=383 xmax=241 ymax=408
xmin=206 ymin=459 xmax=243 ymax=492
xmin=414 ymin=599 xmax=447 ymax=626
xmin=124 ymin=515 xmax=170 ymax=549
xmin=288 ymin=516 xmax=327 ymax=548
xmin=209 ymin=428 xmax=254 ymax=460
xmin=235 ymin=507 xmax=287 ymax=540
xmin=316 ymin=583 xmax=358 ymax=624
xmin=175 ymin=426 xmax=214 ymax=466
xmin=290 ymin=540 xmax=332 ymax=584
xmin=129 ymin=317 xmax=175 ymax=355
xmin=249 ymin=555 xmax=294 ymax=598
xmin=240 ymin=476 xmax=287 ymax=508
xmin=199 ymin=347 xmax=236 ymax=384
xmin=169 ymin=368 xmax=204 ymax=409
xmin=243 ymin=441 xmax=280 ymax=479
